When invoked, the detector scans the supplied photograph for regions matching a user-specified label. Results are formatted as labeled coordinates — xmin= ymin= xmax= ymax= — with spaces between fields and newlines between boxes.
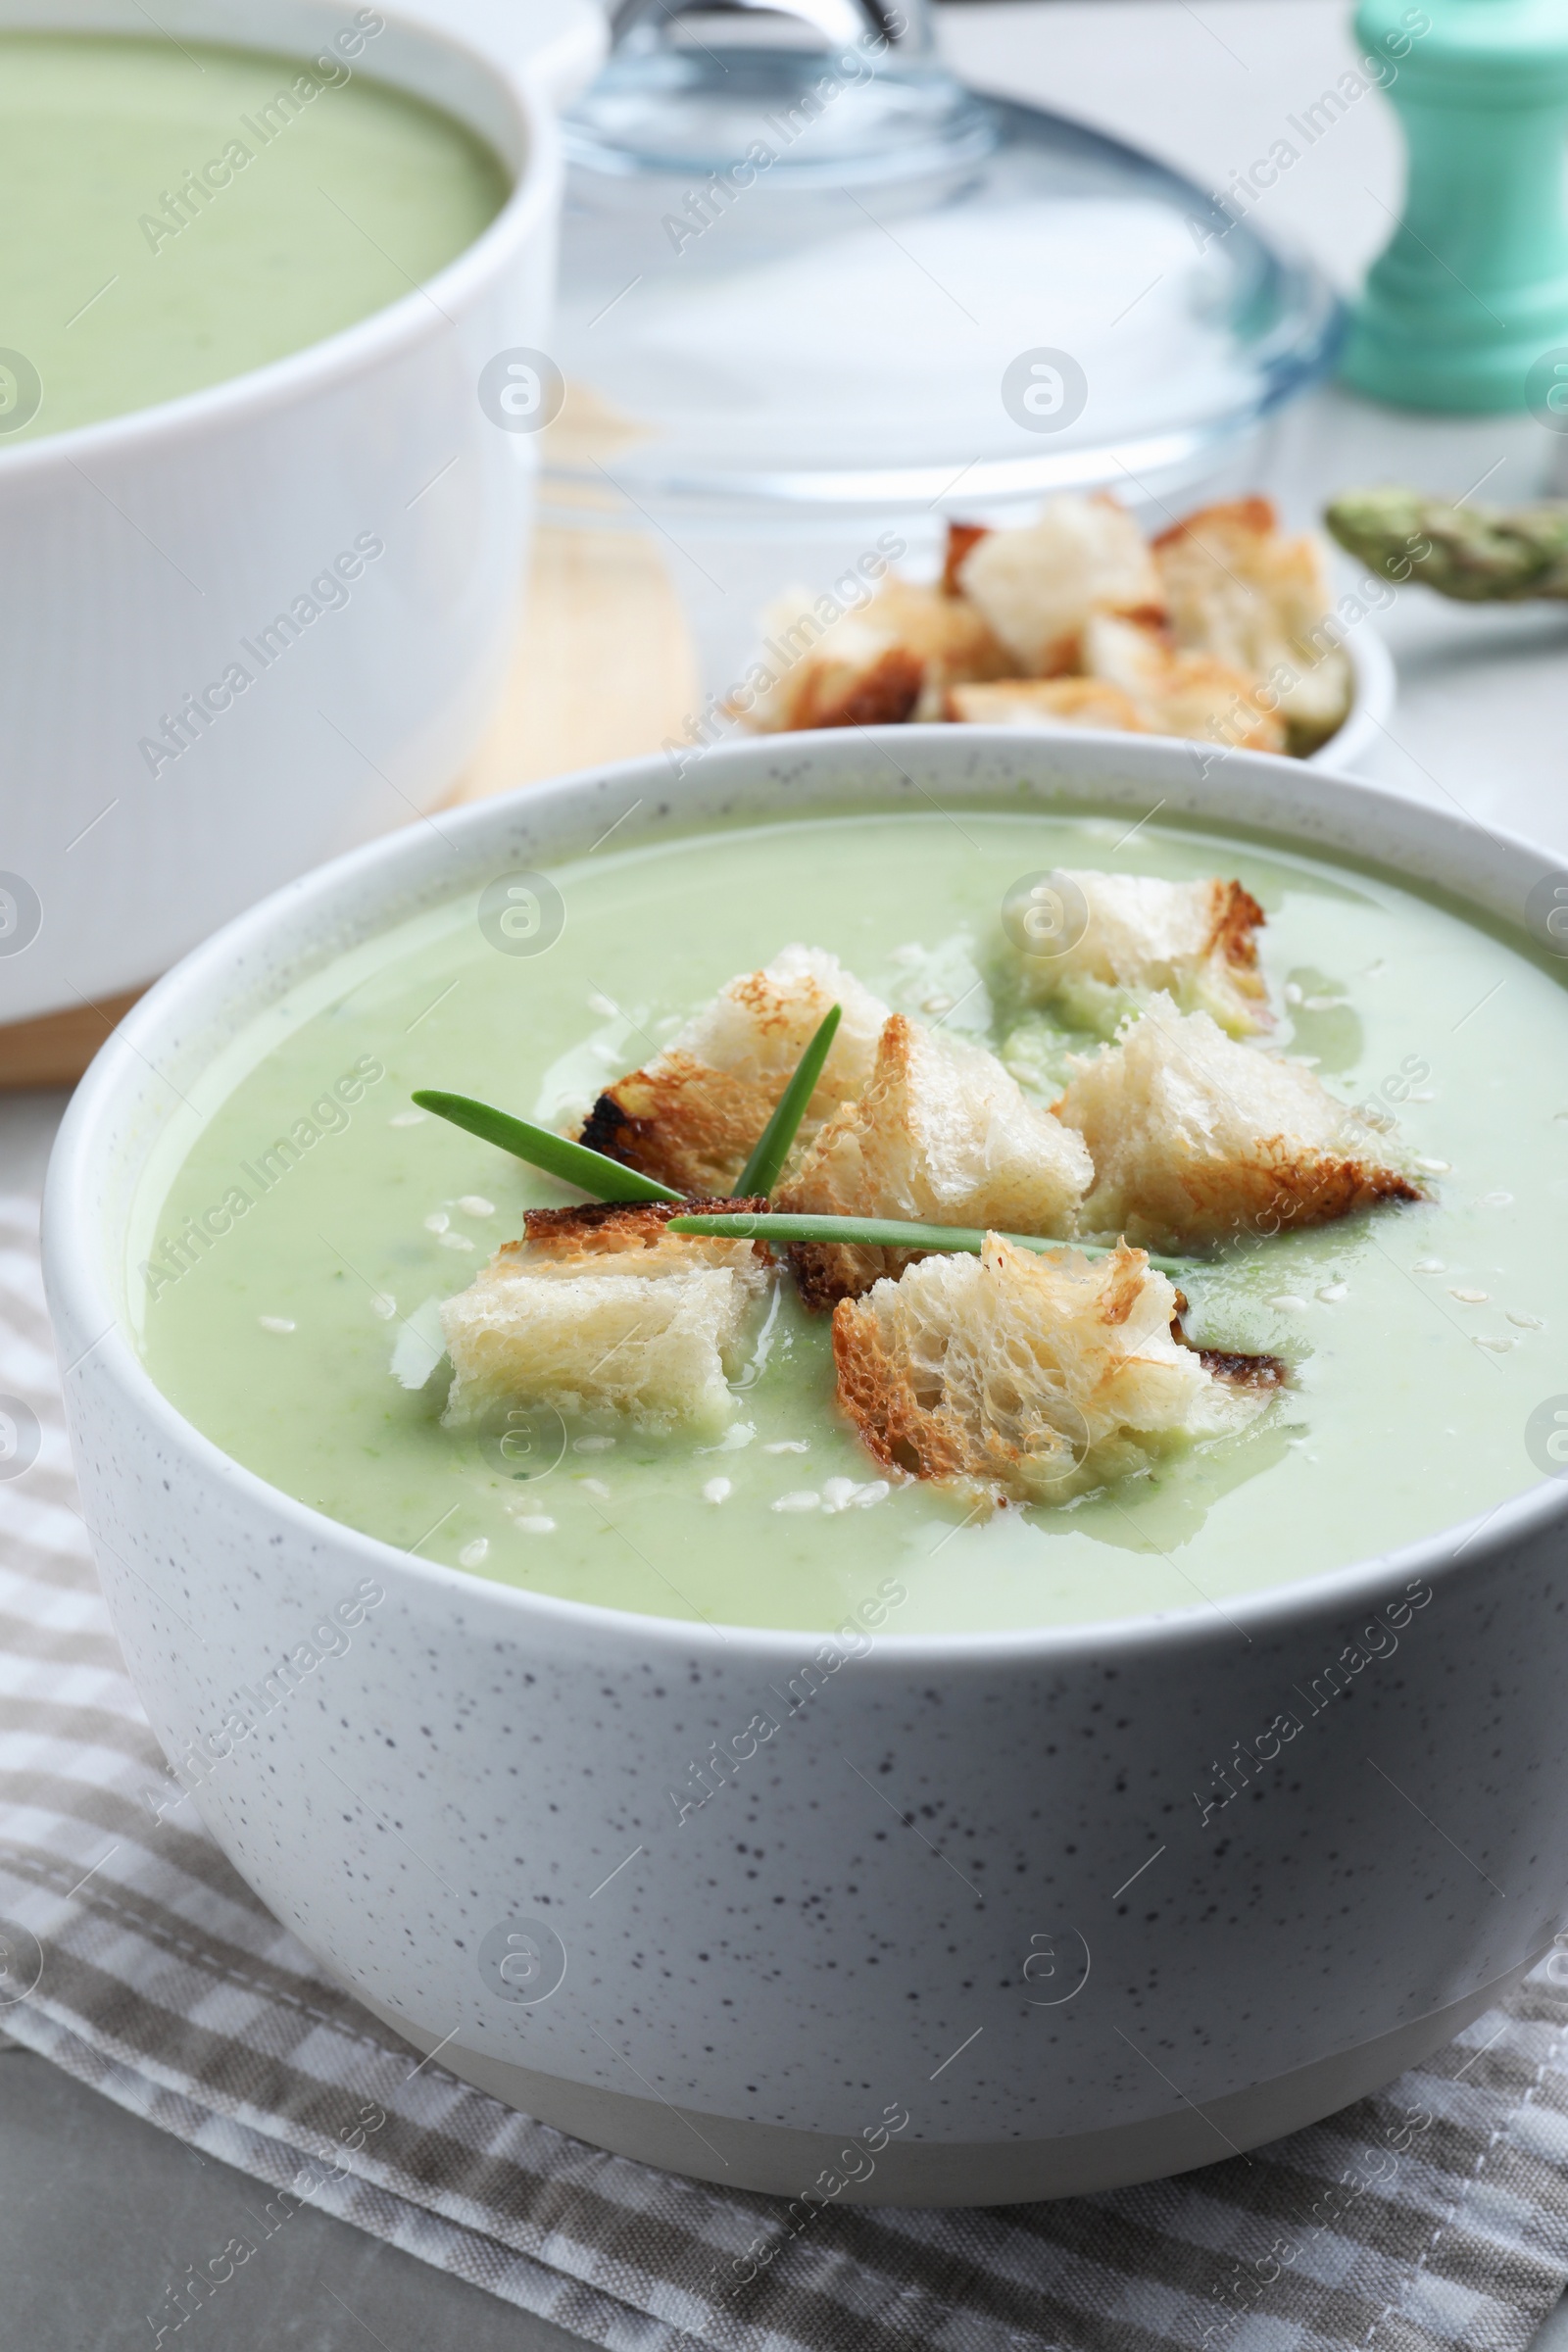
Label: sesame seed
xmin=763 ymin=1440 xmax=809 ymax=1454
xmin=424 ymin=1210 xmax=450 ymax=1234
xmin=819 ymin=1476 xmax=892 ymax=1513
xmin=459 ymin=1195 xmax=496 ymax=1218
xmin=258 ymin=1315 xmax=295 ymax=1334
xmin=459 ymin=1538 xmax=489 ymax=1568
xmin=389 ymin=1109 xmax=424 ymax=1127
xmin=1508 ymin=1312 xmax=1544 ymax=1329
xmin=574 ymin=1435 xmax=615 ymax=1452
xmin=703 ymin=1477 xmax=733 ymax=1504
xmin=771 ymin=1490 xmax=821 ymax=1513
xmin=1267 ymin=1294 xmax=1308 ymax=1310
xmin=369 ymin=1293 xmax=397 ymax=1320
xmin=513 ymin=1514 xmax=556 ymax=1534
xmin=439 ymin=1232 xmax=475 ymax=1251
xmin=1449 ymin=1289 xmax=1488 ymax=1303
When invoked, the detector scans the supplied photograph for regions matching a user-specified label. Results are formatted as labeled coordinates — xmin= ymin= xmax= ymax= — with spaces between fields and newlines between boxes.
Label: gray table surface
xmin=9 ymin=1 xmax=1568 ymax=2342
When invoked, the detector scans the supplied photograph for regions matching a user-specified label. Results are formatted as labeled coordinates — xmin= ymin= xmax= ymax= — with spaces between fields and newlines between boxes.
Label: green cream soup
xmin=135 ymin=810 xmax=1568 ymax=1637
xmin=0 ymin=29 xmax=508 ymax=441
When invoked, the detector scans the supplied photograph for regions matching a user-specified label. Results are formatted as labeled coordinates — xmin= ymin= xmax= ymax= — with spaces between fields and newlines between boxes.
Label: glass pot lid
xmin=546 ymin=0 xmax=1343 ymax=528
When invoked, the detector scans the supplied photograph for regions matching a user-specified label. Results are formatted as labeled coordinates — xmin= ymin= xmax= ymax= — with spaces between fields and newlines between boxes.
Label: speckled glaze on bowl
xmin=43 ymin=729 xmax=1568 ymax=2205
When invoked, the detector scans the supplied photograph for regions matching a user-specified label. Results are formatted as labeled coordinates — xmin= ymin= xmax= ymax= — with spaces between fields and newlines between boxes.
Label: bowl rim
xmin=0 ymin=0 xmax=560 ymax=476
xmin=1303 ymin=622 xmax=1393 ymax=772
xmin=45 ymin=724 xmax=1568 ymax=1668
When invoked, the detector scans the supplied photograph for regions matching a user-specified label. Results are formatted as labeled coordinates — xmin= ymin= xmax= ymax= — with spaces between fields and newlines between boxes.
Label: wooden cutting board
xmin=0 ymin=507 xmax=700 ymax=1090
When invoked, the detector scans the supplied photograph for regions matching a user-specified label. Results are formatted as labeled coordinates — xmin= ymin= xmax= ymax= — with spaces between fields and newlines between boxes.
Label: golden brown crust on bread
xmin=516 ymin=1197 xmax=767 ymax=1255
xmin=579 ymin=1054 xmax=770 ymax=1196
xmin=1167 ymin=1296 xmax=1287 ymax=1389
xmin=1004 ymin=868 xmax=1271 ymax=1039
xmin=776 ymin=1012 xmax=1092 ymax=1307
xmin=581 ymin=949 xmax=890 ymax=1197
xmin=831 ymin=1234 xmax=1271 ymax=1500
xmin=1189 ymin=1343 xmax=1289 ymax=1388
xmin=865 ymin=579 xmax=1011 ymax=671
xmin=744 ymin=582 xmax=1010 ymax=734
xmin=1054 ymin=996 xmax=1422 ymax=1250
xmin=942 ymin=521 xmax=991 ymax=596
xmin=807 ymin=645 xmax=925 ymax=729
xmin=444 ymin=1197 xmax=770 ymax=1431
xmin=1209 ymin=881 xmax=1267 ymax=977
xmin=788 ymin=1237 xmax=912 ymax=1314
xmin=1087 ymin=1131 xmax=1420 ymax=1244
xmin=832 ymin=1290 xmax=965 ymax=1482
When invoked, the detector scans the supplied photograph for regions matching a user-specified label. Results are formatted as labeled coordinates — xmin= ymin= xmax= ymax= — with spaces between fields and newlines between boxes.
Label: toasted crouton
xmin=1082 ymin=612 xmax=1287 ymax=754
xmin=581 ymin=945 xmax=891 ymax=1197
xmin=777 ymin=1013 xmax=1093 ymax=1306
xmin=745 ymin=580 xmax=1010 ymax=733
xmin=871 ymin=578 xmax=1011 ymax=678
xmin=956 ymin=494 xmax=1165 ymax=676
xmin=945 ymin=678 xmax=1150 ymax=733
xmin=1152 ymin=499 xmax=1353 ymax=756
xmin=441 ymin=1200 xmax=769 ymax=1433
xmin=1054 ymin=994 xmax=1421 ymax=1249
xmin=833 ymin=1234 xmax=1272 ymax=1505
xmin=942 ymin=520 xmax=991 ymax=596
xmin=1149 ymin=652 xmax=1288 ymax=755
xmin=1007 ymin=868 xmax=1270 ymax=1039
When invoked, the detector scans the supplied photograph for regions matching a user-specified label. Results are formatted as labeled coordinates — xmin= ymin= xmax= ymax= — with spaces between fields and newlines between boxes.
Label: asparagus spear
xmin=1325 ymin=486 xmax=1568 ymax=602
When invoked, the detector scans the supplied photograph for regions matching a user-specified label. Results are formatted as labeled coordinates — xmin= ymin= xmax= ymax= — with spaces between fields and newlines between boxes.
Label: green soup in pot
xmin=0 ymin=27 xmax=509 ymax=442
xmin=132 ymin=808 xmax=1568 ymax=1637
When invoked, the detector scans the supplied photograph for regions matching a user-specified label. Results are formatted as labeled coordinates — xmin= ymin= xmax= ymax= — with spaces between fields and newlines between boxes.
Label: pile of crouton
xmin=743 ymin=494 xmax=1352 ymax=760
xmin=441 ymin=876 xmax=1418 ymax=1509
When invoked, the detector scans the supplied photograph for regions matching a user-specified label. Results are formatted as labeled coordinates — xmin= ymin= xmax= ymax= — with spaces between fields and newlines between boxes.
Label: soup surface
xmin=0 ymin=31 xmax=508 ymax=441
xmin=135 ymin=808 xmax=1567 ymax=1636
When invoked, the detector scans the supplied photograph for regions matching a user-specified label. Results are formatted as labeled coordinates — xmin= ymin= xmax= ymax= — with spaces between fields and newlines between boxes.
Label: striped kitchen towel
xmin=5 ymin=1188 xmax=1568 ymax=2352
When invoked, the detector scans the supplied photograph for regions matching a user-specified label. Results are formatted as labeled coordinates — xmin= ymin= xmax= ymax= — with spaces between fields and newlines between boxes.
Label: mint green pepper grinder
xmin=1342 ymin=0 xmax=1568 ymax=412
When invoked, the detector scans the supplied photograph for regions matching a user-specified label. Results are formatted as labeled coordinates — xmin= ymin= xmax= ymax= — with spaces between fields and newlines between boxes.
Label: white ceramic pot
xmin=0 ymin=0 xmax=562 ymax=1026
xmin=43 ymin=729 xmax=1568 ymax=2205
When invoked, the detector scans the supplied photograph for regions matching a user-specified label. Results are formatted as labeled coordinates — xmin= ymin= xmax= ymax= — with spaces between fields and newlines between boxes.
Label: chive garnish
xmin=736 ymin=1004 xmax=842 ymax=1199
xmin=667 ymin=1210 xmax=1193 ymax=1277
xmin=411 ymin=1090 xmax=682 ymax=1203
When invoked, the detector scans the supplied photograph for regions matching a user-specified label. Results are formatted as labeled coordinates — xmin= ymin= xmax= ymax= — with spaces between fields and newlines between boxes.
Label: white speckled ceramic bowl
xmin=43 ymin=729 xmax=1568 ymax=2204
